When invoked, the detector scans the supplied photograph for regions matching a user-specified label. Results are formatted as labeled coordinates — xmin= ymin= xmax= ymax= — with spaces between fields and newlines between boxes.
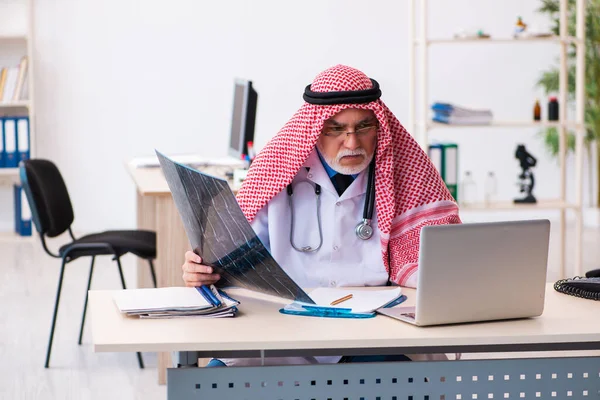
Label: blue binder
xmin=16 ymin=117 xmax=30 ymax=162
xmin=3 ymin=118 xmax=18 ymax=168
xmin=0 ymin=117 xmax=5 ymax=168
xmin=14 ymin=184 xmax=32 ymax=236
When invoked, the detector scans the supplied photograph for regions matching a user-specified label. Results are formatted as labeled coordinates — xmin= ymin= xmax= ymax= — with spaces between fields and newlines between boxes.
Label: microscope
xmin=514 ymin=144 xmax=537 ymax=204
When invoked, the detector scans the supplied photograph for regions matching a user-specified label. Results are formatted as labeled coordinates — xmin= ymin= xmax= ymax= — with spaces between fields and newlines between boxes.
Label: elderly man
xmin=182 ymin=64 xmax=461 ymax=366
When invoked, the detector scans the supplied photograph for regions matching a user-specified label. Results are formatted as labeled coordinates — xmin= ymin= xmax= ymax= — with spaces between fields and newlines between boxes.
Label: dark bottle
xmin=548 ymin=96 xmax=559 ymax=121
xmin=533 ymin=99 xmax=541 ymax=121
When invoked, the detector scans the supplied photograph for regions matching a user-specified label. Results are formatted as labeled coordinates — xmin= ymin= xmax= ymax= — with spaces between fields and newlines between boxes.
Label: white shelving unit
xmin=0 ymin=0 xmax=35 ymax=232
xmin=408 ymin=0 xmax=586 ymax=278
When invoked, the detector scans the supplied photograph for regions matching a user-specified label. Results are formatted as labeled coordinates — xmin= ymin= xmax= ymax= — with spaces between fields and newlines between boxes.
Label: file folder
xmin=16 ymin=117 xmax=29 ymax=162
xmin=112 ymin=285 xmax=240 ymax=319
xmin=0 ymin=117 xmax=5 ymax=168
xmin=14 ymin=184 xmax=32 ymax=236
xmin=4 ymin=118 xmax=17 ymax=168
xmin=428 ymin=142 xmax=458 ymax=202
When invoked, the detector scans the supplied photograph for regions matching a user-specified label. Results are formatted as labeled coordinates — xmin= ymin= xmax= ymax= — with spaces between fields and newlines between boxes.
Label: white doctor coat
xmin=251 ymin=149 xmax=389 ymax=289
xmin=218 ymin=150 xmax=442 ymax=367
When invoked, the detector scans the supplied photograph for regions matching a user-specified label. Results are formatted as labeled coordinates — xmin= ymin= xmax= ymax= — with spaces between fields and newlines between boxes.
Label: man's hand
xmin=181 ymin=251 xmax=221 ymax=287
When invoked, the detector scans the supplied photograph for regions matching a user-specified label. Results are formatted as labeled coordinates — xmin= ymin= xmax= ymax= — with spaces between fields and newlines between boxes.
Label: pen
xmin=330 ymin=293 xmax=353 ymax=306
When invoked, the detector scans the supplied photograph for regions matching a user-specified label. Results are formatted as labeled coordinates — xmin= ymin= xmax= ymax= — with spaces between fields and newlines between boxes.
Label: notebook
xmin=113 ymin=285 xmax=240 ymax=319
xmin=280 ymin=287 xmax=405 ymax=318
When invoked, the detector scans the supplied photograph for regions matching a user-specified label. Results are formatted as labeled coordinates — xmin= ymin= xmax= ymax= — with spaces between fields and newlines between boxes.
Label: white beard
xmin=317 ymin=143 xmax=374 ymax=175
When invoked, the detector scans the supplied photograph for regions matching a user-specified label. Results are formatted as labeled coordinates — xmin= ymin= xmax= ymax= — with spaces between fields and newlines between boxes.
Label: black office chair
xmin=19 ymin=159 xmax=157 ymax=369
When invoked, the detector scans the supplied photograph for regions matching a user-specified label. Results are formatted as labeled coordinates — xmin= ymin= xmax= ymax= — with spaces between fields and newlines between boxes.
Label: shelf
xmin=425 ymin=120 xmax=585 ymax=130
xmin=418 ymin=36 xmax=583 ymax=45
xmin=0 ymin=168 xmax=19 ymax=176
xmin=0 ymin=101 xmax=29 ymax=109
xmin=0 ymin=168 xmax=20 ymax=186
xmin=0 ymin=34 xmax=27 ymax=43
xmin=460 ymin=199 xmax=579 ymax=211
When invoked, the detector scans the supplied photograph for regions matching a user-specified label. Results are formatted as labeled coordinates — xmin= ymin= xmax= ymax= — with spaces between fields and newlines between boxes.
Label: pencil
xmin=330 ymin=293 xmax=353 ymax=306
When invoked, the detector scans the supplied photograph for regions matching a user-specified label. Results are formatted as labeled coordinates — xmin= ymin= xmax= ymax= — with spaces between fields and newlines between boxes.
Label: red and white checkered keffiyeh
xmin=237 ymin=65 xmax=461 ymax=286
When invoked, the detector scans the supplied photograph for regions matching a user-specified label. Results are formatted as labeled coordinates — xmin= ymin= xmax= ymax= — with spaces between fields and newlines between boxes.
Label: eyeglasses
xmin=321 ymin=123 xmax=378 ymax=139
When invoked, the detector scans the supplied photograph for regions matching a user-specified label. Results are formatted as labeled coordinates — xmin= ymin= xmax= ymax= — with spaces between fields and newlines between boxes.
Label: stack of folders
xmin=431 ymin=102 xmax=493 ymax=125
xmin=280 ymin=287 xmax=406 ymax=319
xmin=112 ymin=285 xmax=240 ymax=319
xmin=0 ymin=116 xmax=30 ymax=168
xmin=428 ymin=143 xmax=458 ymax=202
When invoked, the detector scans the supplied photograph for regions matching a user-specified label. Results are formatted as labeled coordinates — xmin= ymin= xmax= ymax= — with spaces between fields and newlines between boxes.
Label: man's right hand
xmin=182 ymin=251 xmax=221 ymax=287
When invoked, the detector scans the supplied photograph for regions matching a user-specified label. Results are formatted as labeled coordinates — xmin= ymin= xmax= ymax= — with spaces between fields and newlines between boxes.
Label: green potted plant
xmin=536 ymin=0 xmax=600 ymax=205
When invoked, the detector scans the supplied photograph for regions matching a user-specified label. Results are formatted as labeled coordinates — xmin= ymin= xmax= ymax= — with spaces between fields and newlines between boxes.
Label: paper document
xmin=156 ymin=150 xmax=313 ymax=304
xmin=307 ymin=287 xmax=403 ymax=313
xmin=113 ymin=286 xmax=240 ymax=319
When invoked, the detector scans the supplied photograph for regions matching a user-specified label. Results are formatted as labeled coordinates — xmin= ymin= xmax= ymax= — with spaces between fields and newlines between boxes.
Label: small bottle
xmin=548 ymin=96 xmax=559 ymax=121
xmin=484 ymin=171 xmax=497 ymax=205
xmin=533 ymin=99 xmax=541 ymax=121
xmin=460 ymin=171 xmax=477 ymax=206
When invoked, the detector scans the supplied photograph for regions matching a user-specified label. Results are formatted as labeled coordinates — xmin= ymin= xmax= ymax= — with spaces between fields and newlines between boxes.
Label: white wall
xmin=0 ymin=0 xmax=594 ymax=232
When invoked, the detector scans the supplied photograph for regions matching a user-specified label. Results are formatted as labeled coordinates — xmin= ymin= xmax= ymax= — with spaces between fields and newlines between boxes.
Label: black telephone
xmin=554 ymin=269 xmax=600 ymax=301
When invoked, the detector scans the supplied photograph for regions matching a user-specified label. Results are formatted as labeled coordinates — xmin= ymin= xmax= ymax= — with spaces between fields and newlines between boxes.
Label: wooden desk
xmin=90 ymin=284 xmax=600 ymax=355
xmin=90 ymin=284 xmax=600 ymax=399
xmin=126 ymin=162 xmax=238 ymax=383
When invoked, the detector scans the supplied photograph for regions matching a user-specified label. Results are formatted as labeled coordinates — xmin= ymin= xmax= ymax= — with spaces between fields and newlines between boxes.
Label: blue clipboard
xmin=279 ymin=295 xmax=407 ymax=319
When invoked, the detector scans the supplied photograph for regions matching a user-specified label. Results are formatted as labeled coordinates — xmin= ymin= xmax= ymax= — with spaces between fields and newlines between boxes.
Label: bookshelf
xmin=408 ymin=0 xmax=586 ymax=278
xmin=0 ymin=0 xmax=35 ymax=230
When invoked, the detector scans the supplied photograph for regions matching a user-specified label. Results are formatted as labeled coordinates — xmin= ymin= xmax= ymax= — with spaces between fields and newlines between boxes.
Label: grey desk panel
xmin=168 ymin=356 xmax=600 ymax=400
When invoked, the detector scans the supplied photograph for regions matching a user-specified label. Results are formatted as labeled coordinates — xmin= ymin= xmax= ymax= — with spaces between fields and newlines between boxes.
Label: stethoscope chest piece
xmin=355 ymin=219 xmax=374 ymax=240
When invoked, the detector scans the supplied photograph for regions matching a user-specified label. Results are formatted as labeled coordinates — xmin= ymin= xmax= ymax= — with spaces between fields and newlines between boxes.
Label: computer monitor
xmin=229 ymin=78 xmax=258 ymax=160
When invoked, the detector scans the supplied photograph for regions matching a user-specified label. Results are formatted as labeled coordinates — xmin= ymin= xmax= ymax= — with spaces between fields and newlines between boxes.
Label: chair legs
xmin=115 ymin=256 xmax=145 ymax=369
xmin=45 ymin=257 xmax=67 ymax=368
xmin=78 ymin=256 xmax=95 ymax=345
xmin=148 ymin=259 xmax=157 ymax=288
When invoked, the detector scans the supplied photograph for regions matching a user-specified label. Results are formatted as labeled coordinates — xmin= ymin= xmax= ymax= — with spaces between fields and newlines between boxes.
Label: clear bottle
xmin=460 ymin=171 xmax=477 ymax=206
xmin=484 ymin=171 xmax=497 ymax=205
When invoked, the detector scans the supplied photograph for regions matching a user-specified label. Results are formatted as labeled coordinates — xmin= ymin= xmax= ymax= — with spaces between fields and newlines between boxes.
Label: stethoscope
xmin=286 ymin=158 xmax=376 ymax=252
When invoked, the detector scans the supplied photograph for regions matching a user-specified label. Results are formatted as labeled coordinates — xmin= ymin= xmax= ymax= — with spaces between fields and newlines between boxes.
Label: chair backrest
xmin=19 ymin=159 xmax=74 ymax=238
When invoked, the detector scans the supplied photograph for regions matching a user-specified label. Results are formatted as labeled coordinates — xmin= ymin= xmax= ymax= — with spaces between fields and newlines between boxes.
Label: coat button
xmin=336 ymin=202 xmax=341 ymax=206
xmin=333 ymin=245 xmax=339 ymax=251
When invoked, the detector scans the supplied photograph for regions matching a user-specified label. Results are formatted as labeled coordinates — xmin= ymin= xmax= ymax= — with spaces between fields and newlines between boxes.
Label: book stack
xmin=112 ymin=285 xmax=240 ymax=319
xmin=0 ymin=56 xmax=28 ymax=103
xmin=431 ymin=102 xmax=493 ymax=125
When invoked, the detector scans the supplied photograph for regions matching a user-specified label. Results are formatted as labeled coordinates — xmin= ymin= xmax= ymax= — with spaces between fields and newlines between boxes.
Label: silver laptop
xmin=379 ymin=219 xmax=550 ymax=326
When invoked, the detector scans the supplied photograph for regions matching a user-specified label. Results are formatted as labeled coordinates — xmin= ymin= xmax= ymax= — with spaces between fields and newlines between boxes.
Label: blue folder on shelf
xmin=16 ymin=117 xmax=30 ymax=162
xmin=14 ymin=184 xmax=32 ymax=236
xmin=279 ymin=287 xmax=406 ymax=319
xmin=0 ymin=117 xmax=4 ymax=168
xmin=4 ymin=118 xmax=17 ymax=168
